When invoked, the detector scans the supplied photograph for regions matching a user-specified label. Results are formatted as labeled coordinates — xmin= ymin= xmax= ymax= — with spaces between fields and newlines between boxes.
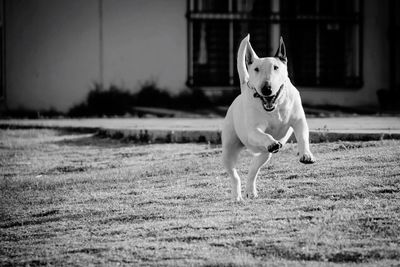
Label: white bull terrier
xmin=222 ymin=34 xmax=315 ymax=201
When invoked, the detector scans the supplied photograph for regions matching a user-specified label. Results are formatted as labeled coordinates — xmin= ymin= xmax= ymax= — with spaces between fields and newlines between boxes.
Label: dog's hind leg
xmin=222 ymin=138 xmax=244 ymax=201
xmin=222 ymin=118 xmax=244 ymax=201
xmin=245 ymin=153 xmax=271 ymax=198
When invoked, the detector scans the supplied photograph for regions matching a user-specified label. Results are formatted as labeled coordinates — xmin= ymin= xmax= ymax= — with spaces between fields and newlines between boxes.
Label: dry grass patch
xmin=1 ymin=129 xmax=400 ymax=266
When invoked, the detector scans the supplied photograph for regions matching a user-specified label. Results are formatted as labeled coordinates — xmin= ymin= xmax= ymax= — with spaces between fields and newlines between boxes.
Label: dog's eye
xmin=254 ymin=67 xmax=259 ymax=72
xmin=274 ymin=65 xmax=279 ymax=70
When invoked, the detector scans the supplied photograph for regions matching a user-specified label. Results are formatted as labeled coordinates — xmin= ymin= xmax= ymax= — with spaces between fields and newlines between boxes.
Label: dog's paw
xmin=233 ymin=195 xmax=244 ymax=202
xmin=232 ymin=191 xmax=244 ymax=202
xmin=245 ymin=189 xmax=258 ymax=199
xmin=300 ymin=153 xmax=316 ymax=164
xmin=268 ymin=142 xmax=282 ymax=153
xmin=245 ymin=182 xmax=258 ymax=199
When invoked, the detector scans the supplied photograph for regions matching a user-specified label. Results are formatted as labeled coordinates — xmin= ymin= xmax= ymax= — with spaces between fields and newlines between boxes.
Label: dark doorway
xmin=0 ymin=0 xmax=4 ymax=103
xmin=379 ymin=0 xmax=400 ymax=110
xmin=390 ymin=0 xmax=400 ymax=93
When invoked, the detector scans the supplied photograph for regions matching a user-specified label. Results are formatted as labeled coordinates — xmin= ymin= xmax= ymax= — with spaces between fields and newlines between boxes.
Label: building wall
xmin=102 ymin=0 xmax=187 ymax=92
xmin=300 ymin=0 xmax=389 ymax=108
xmin=4 ymin=0 xmax=390 ymax=111
xmin=5 ymin=0 xmax=187 ymax=112
xmin=5 ymin=0 xmax=100 ymax=111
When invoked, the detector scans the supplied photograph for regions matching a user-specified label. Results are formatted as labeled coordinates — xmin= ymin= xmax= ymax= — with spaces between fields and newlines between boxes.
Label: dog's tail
xmin=237 ymin=34 xmax=250 ymax=88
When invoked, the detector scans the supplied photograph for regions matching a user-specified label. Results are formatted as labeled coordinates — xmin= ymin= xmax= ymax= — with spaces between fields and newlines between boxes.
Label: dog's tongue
xmin=264 ymin=97 xmax=275 ymax=109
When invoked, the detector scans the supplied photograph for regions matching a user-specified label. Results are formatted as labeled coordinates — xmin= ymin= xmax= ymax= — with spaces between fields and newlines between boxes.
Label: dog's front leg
xmin=292 ymin=118 xmax=315 ymax=164
xmin=248 ymin=127 xmax=282 ymax=153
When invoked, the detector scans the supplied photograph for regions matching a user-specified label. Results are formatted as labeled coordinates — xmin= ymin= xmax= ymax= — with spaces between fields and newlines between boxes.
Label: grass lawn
xmin=1 ymin=129 xmax=400 ymax=266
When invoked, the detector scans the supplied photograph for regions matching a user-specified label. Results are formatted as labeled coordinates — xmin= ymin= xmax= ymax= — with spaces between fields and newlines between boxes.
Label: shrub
xmin=69 ymin=84 xmax=136 ymax=117
xmin=1 ymin=107 xmax=63 ymax=119
xmin=134 ymin=81 xmax=172 ymax=108
xmin=87 ymin=84 xmax=134 ymax=115
xmin=68 ymin=81 xmax=214 ymax=117
xmin=173 ymin=88 xmax=211 ymax=110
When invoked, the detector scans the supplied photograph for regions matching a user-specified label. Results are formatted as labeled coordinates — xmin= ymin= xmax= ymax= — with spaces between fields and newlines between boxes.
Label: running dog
xmin=222 ymin=34 xmax=315 ymax=201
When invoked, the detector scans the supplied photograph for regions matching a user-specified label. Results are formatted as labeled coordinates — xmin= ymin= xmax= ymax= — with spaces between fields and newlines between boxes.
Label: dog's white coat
xmin=222 ymin=35 xmax=315 ymax=201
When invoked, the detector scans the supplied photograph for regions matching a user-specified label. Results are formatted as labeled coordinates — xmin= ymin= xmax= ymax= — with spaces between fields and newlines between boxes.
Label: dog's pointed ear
xmin=245 ymin=37 xmax=258 ymax=67
xmin=237 ymin=34 xmax=255 ymax=85
xmin=274 ymin=36 xmax=287 ymax=64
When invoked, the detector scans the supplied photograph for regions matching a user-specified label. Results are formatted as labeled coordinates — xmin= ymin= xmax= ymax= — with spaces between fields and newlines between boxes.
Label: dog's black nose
xmin=261 ymin=84 xmax=272 ymax=96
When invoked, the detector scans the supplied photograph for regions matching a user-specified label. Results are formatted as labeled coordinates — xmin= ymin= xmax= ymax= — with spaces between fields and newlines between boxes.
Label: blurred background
xmin=0 ymin=0 xmax=399 ymax=117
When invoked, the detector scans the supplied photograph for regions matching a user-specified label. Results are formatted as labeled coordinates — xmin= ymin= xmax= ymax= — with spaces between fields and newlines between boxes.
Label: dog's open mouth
xmin=262 ymin=95 xmax=278 ymax=111
xmin=255 ymin=84 xmax=284 ymax=112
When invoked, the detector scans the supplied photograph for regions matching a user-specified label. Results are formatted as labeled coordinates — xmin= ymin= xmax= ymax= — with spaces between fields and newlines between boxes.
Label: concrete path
xmin=1 ymin=116 xmax=399 ymax=143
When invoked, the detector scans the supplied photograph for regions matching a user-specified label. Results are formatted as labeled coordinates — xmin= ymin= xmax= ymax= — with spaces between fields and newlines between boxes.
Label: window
xmin=187 ymin=0 xmax=362 ymax=88
xmin=280 ymin=0 xmax=362 ymax=87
